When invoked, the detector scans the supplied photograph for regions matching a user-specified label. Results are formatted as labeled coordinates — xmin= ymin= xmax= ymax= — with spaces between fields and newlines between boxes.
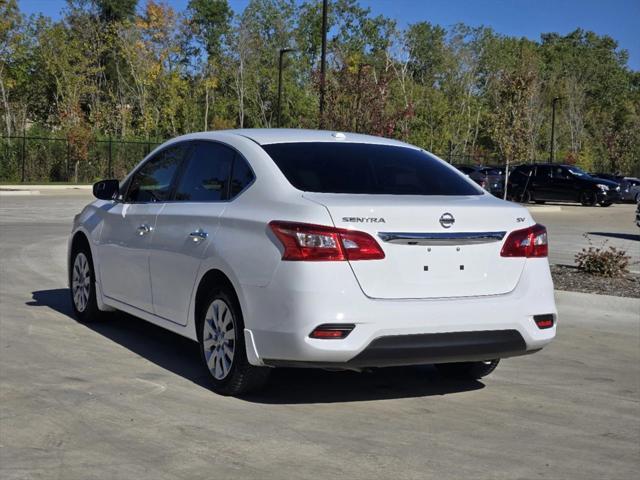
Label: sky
xmin=18 ymin=0 xmax=640 ymax=70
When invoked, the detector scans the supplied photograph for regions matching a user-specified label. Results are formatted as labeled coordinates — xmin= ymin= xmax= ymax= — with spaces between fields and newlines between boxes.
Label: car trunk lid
xmin=304 ymin=192 xmax=527 ymax=299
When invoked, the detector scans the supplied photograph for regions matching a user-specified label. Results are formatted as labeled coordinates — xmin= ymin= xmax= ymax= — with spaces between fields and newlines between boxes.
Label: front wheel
xmin=599 ymin=201 xmax=612 ymax=207
xmin=69 ymin=247 xmax=105 ymax=322
xmin=197 ymin=287 xmax=270 ymax=396
xmin=435 ymin=359 xmax=500 ymax=380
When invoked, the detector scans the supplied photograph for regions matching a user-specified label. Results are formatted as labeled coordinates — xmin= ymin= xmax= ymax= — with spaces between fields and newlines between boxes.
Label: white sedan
xmin=69 ymin=129 xmax=556 ymax=395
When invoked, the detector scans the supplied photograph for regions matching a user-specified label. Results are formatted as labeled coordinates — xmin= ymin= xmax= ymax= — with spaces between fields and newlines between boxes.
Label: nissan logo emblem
xmin=439 ymin=213 xmax=455 ymax=229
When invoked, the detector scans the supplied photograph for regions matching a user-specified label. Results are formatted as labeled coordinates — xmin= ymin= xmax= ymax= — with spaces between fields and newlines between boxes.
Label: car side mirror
xmin=93 ymin=179 xmax=119 ymax=200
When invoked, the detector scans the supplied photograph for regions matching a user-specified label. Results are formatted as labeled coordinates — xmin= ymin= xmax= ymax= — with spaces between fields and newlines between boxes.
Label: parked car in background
xmin=455 ymin=165 xmax=505 ymax=197
xmin=618 ymin=177 xmax=640 ymax=202
xmin=68 ymin=129 xmax=556 ymax=395
xmin=636 ymin=200 xmax=640 ymax=228
xmin=508 ymin=163 xmax=621 ymax=206
xmin=591 ymin=172 xmax=624 ymax=184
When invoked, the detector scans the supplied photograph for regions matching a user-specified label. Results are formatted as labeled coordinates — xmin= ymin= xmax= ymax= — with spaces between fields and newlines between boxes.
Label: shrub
xmin=575 ymin=235 xmax=630 ymax=277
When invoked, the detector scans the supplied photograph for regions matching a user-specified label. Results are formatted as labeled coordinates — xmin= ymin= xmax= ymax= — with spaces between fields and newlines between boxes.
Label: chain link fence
xmin=0 ymin=135 xmax=162 ymax=183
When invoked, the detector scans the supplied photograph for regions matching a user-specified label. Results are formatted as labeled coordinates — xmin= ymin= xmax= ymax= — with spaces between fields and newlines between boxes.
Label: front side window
xmin=175 ymin=142 xmax=234 ymax=202
xmin=567 ymin=166 xmax=589 ymax=177
xmin=262 ymin=142 xmax=481 ymax=195
xmin=553 ymin=167 xmax=570 ymax=179
xmin=125 ymin=145 xmax=186 ymax=203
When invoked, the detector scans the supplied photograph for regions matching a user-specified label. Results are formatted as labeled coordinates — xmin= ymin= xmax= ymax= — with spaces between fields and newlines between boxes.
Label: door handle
xmin=189 ymin=229 xmax=208 ymax=243
xmin=137 ymin=224 xmax=153 ymax=236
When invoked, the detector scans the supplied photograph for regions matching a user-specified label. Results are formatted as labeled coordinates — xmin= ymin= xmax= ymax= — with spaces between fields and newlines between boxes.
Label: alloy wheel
xmin=72 ymin=252 xmax=91 ymax=313
xmin=202 ymin=299 xmax=236 ymax=380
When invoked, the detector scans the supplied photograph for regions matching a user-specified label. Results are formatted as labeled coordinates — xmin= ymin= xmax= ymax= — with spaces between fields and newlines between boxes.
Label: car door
xmin=532 ymin=165 xmax=553 ymax=200
xmin=148 ymin=141 xmax=237 ymax=324
xmin=97 ymin=144 xmax=187 ymax=312
xmin=550 ymin=166 xmax=576 ymax=201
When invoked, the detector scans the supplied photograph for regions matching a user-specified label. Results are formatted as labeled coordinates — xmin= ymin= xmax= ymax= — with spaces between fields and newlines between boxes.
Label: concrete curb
xmin=0 ymin=184 xmax=92 ymax=190
xmin=527 ymin=205 xmax=563 ymax=213
xmin=0 ymin=190 xmax=41 ymax=196
xmin=554 ymin=289 xmax=640 ymax=308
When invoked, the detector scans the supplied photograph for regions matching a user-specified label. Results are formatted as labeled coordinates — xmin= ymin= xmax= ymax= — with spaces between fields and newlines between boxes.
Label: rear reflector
xmin=309 ymin=324 xmax=355 ymax=339
xmin=269 ymin=221 xmax=385 ymax=261
xmin=500 ymin=224 xmax=548 ymax=258
xmin=534 ymin=314 xmax=555 ymax=329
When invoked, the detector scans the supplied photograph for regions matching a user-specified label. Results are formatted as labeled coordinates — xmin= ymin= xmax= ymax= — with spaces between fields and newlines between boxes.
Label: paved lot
xmin=1 ymin=193 xmax=639 ymax=479
xmin=531 ymin=203 xmax=640 ymax=272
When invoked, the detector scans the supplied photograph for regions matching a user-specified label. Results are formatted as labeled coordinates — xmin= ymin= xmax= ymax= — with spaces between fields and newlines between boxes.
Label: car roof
xmin=181 ymin=128 xmax=420 ymax=149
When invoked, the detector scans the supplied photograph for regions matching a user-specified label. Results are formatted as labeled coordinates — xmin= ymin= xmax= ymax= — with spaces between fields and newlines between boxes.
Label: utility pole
xmin=319 ymin=0 xmax=328 ymax=129
xmin=276 ymin=48 xmax=294 ymax=128
xmin=548 ymin=97 xmax=561 ymax=163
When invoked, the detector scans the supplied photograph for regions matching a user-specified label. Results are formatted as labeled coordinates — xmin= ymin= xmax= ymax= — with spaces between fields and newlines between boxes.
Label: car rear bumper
xmin=240 ymin=258 xmax=557 ymax=368
xmin=264 ymin=329 xmax=534 ymax=368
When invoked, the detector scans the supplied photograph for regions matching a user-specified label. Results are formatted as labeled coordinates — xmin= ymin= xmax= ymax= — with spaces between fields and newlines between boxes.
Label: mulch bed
xmin=551 ymin=264 xmax=640 ymax=298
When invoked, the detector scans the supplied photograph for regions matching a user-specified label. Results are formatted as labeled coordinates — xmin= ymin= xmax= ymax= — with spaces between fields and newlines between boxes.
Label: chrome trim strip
xmin=378 ymin=231 xmax=506 ymax=246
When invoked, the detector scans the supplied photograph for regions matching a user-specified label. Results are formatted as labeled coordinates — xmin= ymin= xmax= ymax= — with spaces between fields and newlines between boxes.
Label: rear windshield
xmin=262 ymin=142 xmax=482 ymax=195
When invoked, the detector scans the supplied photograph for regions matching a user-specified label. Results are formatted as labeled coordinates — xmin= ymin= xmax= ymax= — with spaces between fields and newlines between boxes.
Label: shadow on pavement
xmin=28 ymin=288 xmax=485 ymax=404
xmin=587 ymin=231 xmax=640 ymax=242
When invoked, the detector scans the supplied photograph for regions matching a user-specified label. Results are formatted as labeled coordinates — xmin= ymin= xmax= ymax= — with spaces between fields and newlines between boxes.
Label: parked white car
xmin=69 ymin=129 xmax=557 ymax=395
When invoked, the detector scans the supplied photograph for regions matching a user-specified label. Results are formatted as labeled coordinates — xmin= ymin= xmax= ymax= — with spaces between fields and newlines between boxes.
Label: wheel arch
xmin=69 ymin=230 xmax=92 ymax=278
xmin=193 ymin=269 xmax=241 ymax=325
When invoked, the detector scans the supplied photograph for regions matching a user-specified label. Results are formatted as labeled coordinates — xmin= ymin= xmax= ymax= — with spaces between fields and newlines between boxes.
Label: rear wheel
xmin=197 ymin=287 xmax=270 ymax=396
xmin=580 ymin=191 xmax=597 ymax=206
xmin=599 ymin=201 xmax=612 ymax=207
xmin=69 ymin=247 xmax=104 ymax=322
xmin=435 ymin=359 xmax=500 ymax=380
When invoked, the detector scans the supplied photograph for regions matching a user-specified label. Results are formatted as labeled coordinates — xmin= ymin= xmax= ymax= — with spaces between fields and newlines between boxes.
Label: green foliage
xmin=575 ymin=235 xmax=631 ymax=278
xmin=187 ymin=0 xmax=231 ymax=58
xmin=0 ymin=0 xmax=638 ymax=181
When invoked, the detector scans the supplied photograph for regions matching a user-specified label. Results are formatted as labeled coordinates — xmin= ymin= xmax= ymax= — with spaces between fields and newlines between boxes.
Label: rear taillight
xmin=269 ymin=221 xmax=385 ymax=261
xmin=500 ymin=224 xmax=548 ymax=258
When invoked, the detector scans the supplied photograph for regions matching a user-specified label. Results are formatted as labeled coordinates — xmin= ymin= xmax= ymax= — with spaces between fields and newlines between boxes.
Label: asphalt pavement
xmin=1 ymin=192 xmax=638 ymax=479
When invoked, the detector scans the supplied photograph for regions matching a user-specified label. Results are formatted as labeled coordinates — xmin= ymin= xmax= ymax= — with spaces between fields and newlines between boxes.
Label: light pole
xmin=548 ymin=97 xmax=561 ymax=163
xmin=319 ymin=0 xmax=328 ymax=128
xmin=276 ymin=48 xmax=295 ymax=128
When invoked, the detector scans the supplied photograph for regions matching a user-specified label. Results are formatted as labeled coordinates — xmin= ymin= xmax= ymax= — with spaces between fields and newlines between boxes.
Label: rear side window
xmin=513 ymin=165 xmax=534 ymax=177
xmin=536 ymin=165 xmax=552 ymax=178
xmin=230 ymin=155 xmax=255 ymax=198
xmin=262 ymin=143 xmax=481 ymax=195
xmin=175 ymin=142 xmax=234 ymax=202
xmin=126 ymin=144 xmax=186 ymax=203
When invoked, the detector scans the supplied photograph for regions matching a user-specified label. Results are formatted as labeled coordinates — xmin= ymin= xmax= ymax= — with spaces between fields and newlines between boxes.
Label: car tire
xmin=197 ymin=286 xmax=270 ymax=396
xmin=69 ymin=246 xmax=105 ymax=323
xmin=435 ymin=359 xmax=500 ymax=380
xmin=599 ymin=201 xmax=612 ymax=207
xmin=580 ymin=191 xmax=597 ymax=206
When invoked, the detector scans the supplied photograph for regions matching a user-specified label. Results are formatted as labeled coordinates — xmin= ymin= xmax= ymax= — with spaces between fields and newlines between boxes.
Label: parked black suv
xmin=508 ymin=163 xmax=620 ymax=207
